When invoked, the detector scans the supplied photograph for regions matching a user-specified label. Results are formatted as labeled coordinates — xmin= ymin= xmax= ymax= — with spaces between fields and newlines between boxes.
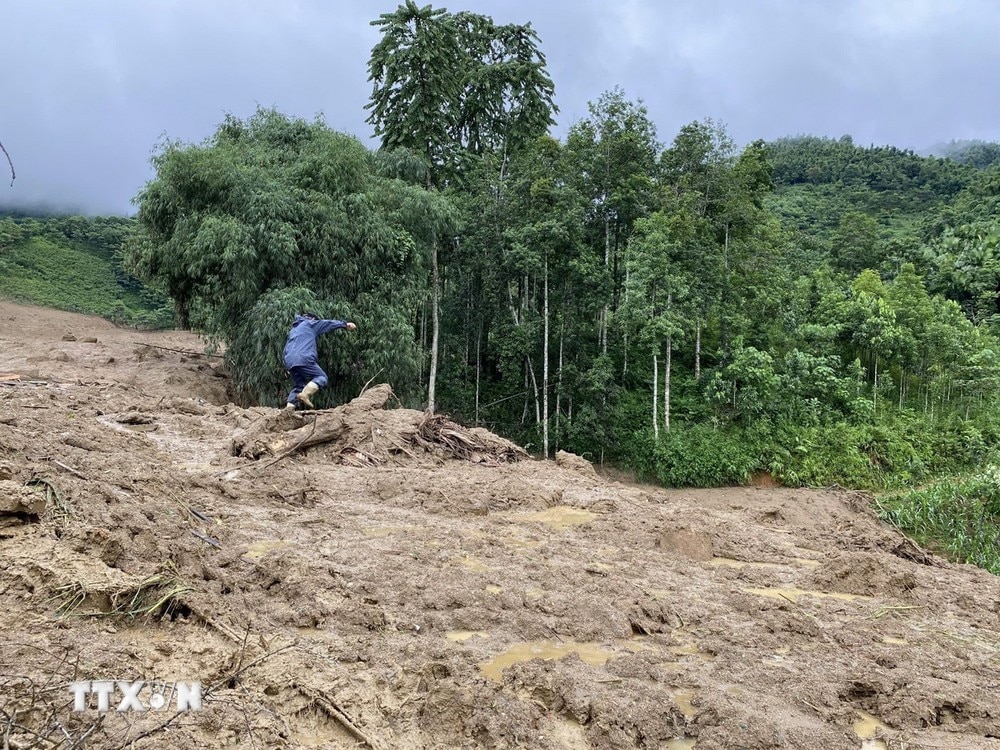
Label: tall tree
xmin=367 ymin=1 xmax=556 ymax=412
xmin=566 ymin=88 xmax=659 ymax=356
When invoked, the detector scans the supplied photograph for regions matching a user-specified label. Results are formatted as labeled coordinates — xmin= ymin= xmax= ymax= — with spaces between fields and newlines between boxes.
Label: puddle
xmin=524 ymin=587 xmax=544 ymax=599
xmin=244 ymin=539 xmax=292 ymax=559
xmin=500 ymin=536 xmax=545 ymax=549
xmin=710 ymin=556 xmax=820 ymax=569
xmin=512 ymin=506 xmax=596 ymax=529
xmin=446 ymin=630 xmax=490 ymax=642
xmin=669 ymin=643 xmax=715 ymax=661
xmin=362 ymin=525 xmax=421 ymax=538
xmin=480 ymin=639 xmax=615 ymax=682
xmin=744 ymin=587 xmax=873 ymax=603
xmin=882 ymin=636 xmax=908 ymax=645
xmin=665 ymin=738 xmax=697 ymax=749
xmin=709 ymin=557 xmax=785 ymax=570
xmin=545 ymin=715 xmax=589 ymax=749
xmin=854 ymin=711 xmax=889 ymax=749
xmin=672 ymin=689 xmax=698 ymax=719
xmin=485 ymin=585 xmax=503 ymax=594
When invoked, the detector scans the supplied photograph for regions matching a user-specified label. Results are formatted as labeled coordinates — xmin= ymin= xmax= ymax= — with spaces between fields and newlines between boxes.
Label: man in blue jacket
xmin=282 ymin=312 xmax=357 ymax=410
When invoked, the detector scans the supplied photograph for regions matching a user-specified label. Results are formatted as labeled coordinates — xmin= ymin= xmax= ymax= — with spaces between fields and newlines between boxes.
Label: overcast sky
xmin=3 ymin=0 xmax=999 ymax=216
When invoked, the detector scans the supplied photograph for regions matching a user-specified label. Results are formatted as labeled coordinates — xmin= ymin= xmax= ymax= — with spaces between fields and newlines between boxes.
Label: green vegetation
xmin=876 ymin=470 xmax=1000 ymax=574
xmin=0 ymin=213 xmax=172 ymax=328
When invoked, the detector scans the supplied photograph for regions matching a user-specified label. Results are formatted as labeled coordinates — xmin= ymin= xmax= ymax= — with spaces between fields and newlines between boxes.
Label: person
xmin=282 ymin=312 xmax=357 ymax=410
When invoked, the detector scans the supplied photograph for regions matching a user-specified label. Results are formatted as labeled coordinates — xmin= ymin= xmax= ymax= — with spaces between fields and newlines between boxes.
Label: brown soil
xmin=1 ymin=299 xmax=999 ymax=750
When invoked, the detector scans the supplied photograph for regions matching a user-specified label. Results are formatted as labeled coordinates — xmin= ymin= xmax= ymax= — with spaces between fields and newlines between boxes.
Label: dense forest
xmin=4 ymin=3 xmax=1000 ymax=503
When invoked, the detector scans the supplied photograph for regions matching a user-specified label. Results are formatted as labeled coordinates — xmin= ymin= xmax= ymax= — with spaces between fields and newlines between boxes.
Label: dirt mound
xmin=230 ymin=383 xmax=528 ymax=469
xmin=1 ymin=300 xmax=999 ymax=750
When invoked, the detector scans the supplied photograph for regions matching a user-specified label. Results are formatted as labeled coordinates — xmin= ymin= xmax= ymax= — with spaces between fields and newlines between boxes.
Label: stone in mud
xmin=658 ymin=527 xmax=714 ymax=561
xmin=555 ymin=450 xmax=598 ymax=479
xmin=0 ymin=479 xmax=46 ymax=520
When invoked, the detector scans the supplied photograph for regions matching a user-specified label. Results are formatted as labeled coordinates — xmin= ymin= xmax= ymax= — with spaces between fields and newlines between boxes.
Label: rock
xmin=0 ymin=480 xmax=46 ymax=519
xmin=63 ymin=435 xmax=102 ymax=452
xmin=61 ymin=333 xmax=77 ymax=341
xmin=555 ymin=450 xmax=598 ymax=479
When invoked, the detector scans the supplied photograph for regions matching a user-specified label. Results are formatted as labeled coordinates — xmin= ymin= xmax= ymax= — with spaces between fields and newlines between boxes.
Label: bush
xmin=621 ymin=425 xmax=761 ymax=487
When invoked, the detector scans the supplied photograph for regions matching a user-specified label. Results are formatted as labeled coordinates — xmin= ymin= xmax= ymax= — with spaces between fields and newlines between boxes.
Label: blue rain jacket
xmin=282 ymin=316 xmax=347 ymax=369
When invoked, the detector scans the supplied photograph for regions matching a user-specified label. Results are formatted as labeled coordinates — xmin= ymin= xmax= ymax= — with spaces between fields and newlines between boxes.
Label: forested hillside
xmin=0 ymin=212 xmax=171 ymax=327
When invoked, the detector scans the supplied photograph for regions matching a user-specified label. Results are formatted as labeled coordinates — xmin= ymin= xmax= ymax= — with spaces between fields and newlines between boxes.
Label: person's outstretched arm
xmin=313 ymin=319 xmax=356 ymax=335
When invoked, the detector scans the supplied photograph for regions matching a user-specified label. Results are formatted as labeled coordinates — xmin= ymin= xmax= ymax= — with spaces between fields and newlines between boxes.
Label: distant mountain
xmin=922 ymin=139 xmax=1000 ymax=169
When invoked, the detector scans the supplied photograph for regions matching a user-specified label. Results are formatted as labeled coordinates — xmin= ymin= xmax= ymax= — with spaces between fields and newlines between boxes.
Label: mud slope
xmin=1 ymin=300 xmax=998 ymax=750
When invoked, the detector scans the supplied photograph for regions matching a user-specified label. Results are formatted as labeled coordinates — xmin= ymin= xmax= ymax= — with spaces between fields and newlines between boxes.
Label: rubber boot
xmin=283 ymin=402 xmax=297 ymax=412
xmin=298 ymin=381 xmax=320 ymax=409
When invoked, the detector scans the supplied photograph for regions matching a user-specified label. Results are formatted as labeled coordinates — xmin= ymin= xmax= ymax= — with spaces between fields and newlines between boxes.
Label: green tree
xmin=367 ymin=2 xmax=556 ymax=411
xmin=832 ymin=211 xmax=881 ymax=275
xmin=127 ymin=108 xmax=454 ymax=406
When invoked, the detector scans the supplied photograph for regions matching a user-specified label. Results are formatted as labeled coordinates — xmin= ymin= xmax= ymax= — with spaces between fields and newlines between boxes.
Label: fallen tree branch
xmin=132 ymin=342 xmax=223 ymax=359
xmin=0 ymin=140 xmax=14 ymax=186
xmin=297 ymin=685 xmax=382 ymax=750
xmin=49 ymin=460 xmax=87 ymax=480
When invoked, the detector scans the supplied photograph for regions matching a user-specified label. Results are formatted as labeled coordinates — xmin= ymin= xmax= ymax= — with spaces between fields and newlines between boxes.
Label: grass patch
xmin=51 ymin=569 xmax=194 ymax=620
xmin=0 ymin=236 xmax=172 ymax=328
xmin=875 ymin=469 xmax=1000 ymax=574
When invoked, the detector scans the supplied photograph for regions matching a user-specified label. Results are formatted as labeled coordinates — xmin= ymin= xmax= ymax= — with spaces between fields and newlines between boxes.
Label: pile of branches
xmin=233 ymin=384 xmax=528 ymax=467
xmin=410 ymin=413 xmax=527 ymax=465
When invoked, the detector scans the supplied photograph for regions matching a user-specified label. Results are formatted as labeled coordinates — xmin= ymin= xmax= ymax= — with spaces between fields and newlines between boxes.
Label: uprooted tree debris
xmin=231 ymin=383 xmax=529 ymax=467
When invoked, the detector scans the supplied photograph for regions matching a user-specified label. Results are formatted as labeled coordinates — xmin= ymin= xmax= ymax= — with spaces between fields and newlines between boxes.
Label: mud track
xmin=1 ymin=300 xmax=998 ymax=749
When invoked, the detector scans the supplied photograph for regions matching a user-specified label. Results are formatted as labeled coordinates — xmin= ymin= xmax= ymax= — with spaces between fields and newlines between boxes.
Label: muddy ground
xmin=1 ymin=299 xmax=998 ymax=750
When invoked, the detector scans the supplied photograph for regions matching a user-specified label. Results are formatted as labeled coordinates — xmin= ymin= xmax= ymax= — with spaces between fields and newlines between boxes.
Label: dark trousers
xmin=285 ymin=362 xmax=328 ymax=404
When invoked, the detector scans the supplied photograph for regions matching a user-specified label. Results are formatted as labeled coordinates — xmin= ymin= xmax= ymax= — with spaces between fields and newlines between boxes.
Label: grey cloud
xmin=3 ymin=0 xmax=999 ymax=215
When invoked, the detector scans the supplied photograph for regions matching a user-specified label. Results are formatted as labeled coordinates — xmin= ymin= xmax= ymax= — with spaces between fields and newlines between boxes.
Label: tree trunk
xmin=695 ymin=321 xmax=701 ymax=380
xmin=475 ymin=327 xmax=482 ymax=426
xmin=427 ymin=241 xmax=440 ymax=413
xmin=652 ymin=352 xmax=659 ymax=440
xmin=873 ymin=355 xmax=878 ymax=415
xmin=721 ymin=224 xmax=731 ymax=352
xmin=556 ymin=321 xmax=564 ymax=449
xmin=623 ymin=263 xmax=630 ymax=375
xmin=601 ymin=215 xmax=610 ymax=355
xmin=543 ymin=256 xmax=550 ymax=459
xmin=527 ymin=356 xmax=541 ymax=429
xmin=664 ymin=335 xmax=672 ymax=433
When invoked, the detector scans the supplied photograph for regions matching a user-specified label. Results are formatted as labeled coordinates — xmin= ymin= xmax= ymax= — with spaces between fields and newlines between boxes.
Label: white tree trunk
xmin=427 ymin=241 xmax=440 ymax=413
xmin=664 ymin=336 xmax=671 ymax=433
xmin=543 ymin=256 xmax=550 ymax=459
xmin=556 ymin=322 xmax=564 ymax=449
xmin=652 ymin=352 xmax=659 ymax=440
xmin=475 ymin=327 xmax=481 ymax=426
xmin=601 ymin=216 xmax=610 ymax=355
xmin=695 ymin=321 xmax=701 ymax=381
